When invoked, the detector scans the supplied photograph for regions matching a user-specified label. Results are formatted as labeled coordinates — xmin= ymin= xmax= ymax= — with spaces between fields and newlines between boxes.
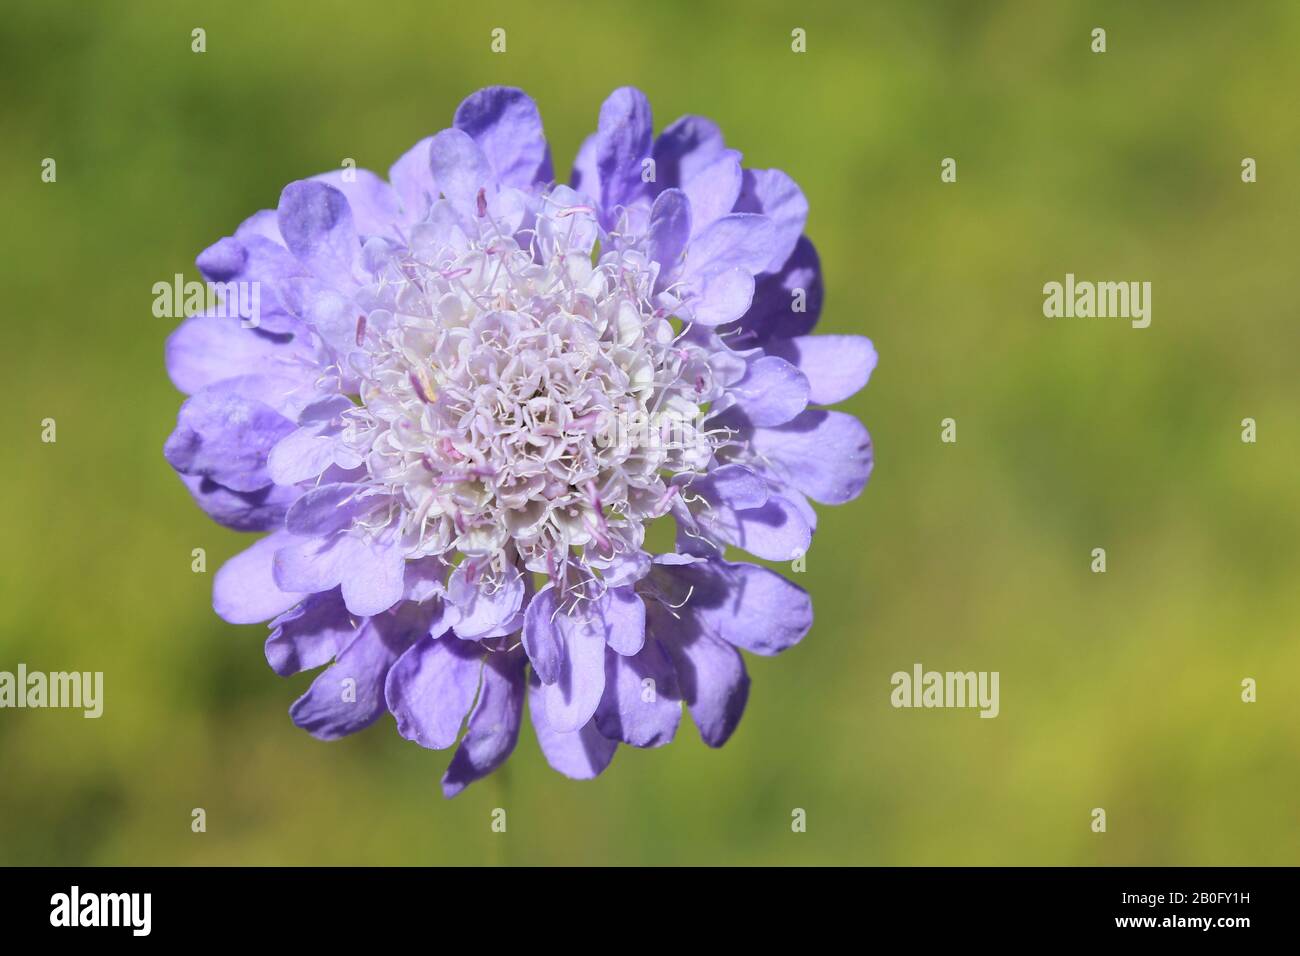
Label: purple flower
xmin=164 ymin=87 xmax=875 ymax=797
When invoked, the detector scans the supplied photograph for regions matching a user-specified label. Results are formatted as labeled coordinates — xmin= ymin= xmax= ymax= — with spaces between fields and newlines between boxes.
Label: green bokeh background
xmin=2 ymin=0 xmax=1297 ymax=865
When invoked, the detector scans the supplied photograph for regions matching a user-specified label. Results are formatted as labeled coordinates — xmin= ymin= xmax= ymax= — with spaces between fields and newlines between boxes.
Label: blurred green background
xmin=2 ymin=0 xmax=1297 ymax=865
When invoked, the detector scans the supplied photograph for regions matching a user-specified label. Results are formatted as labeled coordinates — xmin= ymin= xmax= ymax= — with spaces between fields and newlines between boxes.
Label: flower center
xmin=341 ymin=187 xmax=723 ymax=586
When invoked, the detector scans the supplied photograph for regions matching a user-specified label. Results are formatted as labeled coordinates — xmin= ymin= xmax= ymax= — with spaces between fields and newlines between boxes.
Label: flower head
xmin=164 ymin=87 xmax=875 ymax=796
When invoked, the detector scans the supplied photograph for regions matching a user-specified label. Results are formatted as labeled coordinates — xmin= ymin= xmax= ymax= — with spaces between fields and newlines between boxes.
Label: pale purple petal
xmin=446 ymin=562 xmax=525 ymax=639
xmin=233 ymin=209 xmax=283 ymax=244
xmin=309 ymin=168 xmax=401 ymax=238
xmin=594 ymin=639 xmax=682 ymax=748
xmin=598 ymin=587 xmax=646 ymax=656
xmin=165 ymin=315 xmax=316 ymax=397
xmin=385 ymin=634 xmax=483 ymax=749
xmin=288 ymin=615 xmax=409 ymax=739
xmin=194 ymin=236 xmax=247 ymax=281
xmin=529 ymin=677 xmax=618 ymax=780
xmin=749 ymin=410 xmax=874 ymax=504
xmin=272 ymin=527 xmax=405 ymax=618
xmin=690 ymin=463 xmax=769 ymax=512
xmin=657 ymin=618 xmax=750 ymax=748
xmin=213 ymin=532 xmax=306 ymax=625
xmin=301 ymin=287 xmax=361 ymax=359
xmin=338 ymin=532 xmax=407 ymax=617
xmin=284 ymin=483 xmax=373 ymax=536
xmin=569 ymin=133 xmax=599 ymax=198
xmin=684 ymin=213 xmax=777 ymax=281
xmin=600 ymin=550 xmax=651 ymax=588
xmin=387 ymin=136 xmax=436 ymax=223
xmin=429 ymin=128 xmax=494 ymax=222
xmin=726 ymin=236 xmax=822 ymax=348
xmin=691 ymin=267 xmax=755 ymax=326
xmin=681 ymin=469 xmax=809 ymax=562
xmin=682 ymin=150 xmax=742 ymax=238
xmin=164 ymin=386 xmax=296 ymax=492
xmin=645 ymin=188 xmax=691 ymax=281
xmin=454 ymin=86 xmax=552 ymax=188
xmin=729 ymin=496 xmax=811 ymax=561
xmin=733 ymin=168 xmax=808 ymax=273
xmin=267 ymin=426 xmax=341 ymax=486
xmin=765 ymin=335 xmax=877 ymax=406
xmin=195 ymin=229 xmax=307 ymax=332
xmin=724 ymin=355 xmax=810 ymax=426
xmin=595 ymin=86 xmax=653 ymax=219
xmin=522 ymin=585 xmax=564 ymax=684
xmin=442 ymin=652 xmax=527 ymax=797
xmin=652 ymin=115 xmax=726 ymax=189
xmin=265 ymin=589 xmax=359 ymax=676
xmin=659 ymin=559 xmax=812 ymax=656
xmin=542 ymin=614 xmax=608 ymax=733
xmin=402 ymin=556 xmax=451 ymax=604
xmin=276 ymin=180 xmax=358 ymax=281
xmin=178 ymin=473 xmax=296 ymax=532
xmin=273 ymin=533 xmax=353 ymax=595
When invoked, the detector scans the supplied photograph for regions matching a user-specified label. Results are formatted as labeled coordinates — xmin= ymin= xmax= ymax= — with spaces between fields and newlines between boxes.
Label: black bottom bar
xmin=0 ymin=866 xmax=1289 ymax=940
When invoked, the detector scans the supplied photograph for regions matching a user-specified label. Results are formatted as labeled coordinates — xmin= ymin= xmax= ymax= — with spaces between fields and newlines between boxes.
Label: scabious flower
xmin=164 ymin=87 xmax=875 ymax=796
